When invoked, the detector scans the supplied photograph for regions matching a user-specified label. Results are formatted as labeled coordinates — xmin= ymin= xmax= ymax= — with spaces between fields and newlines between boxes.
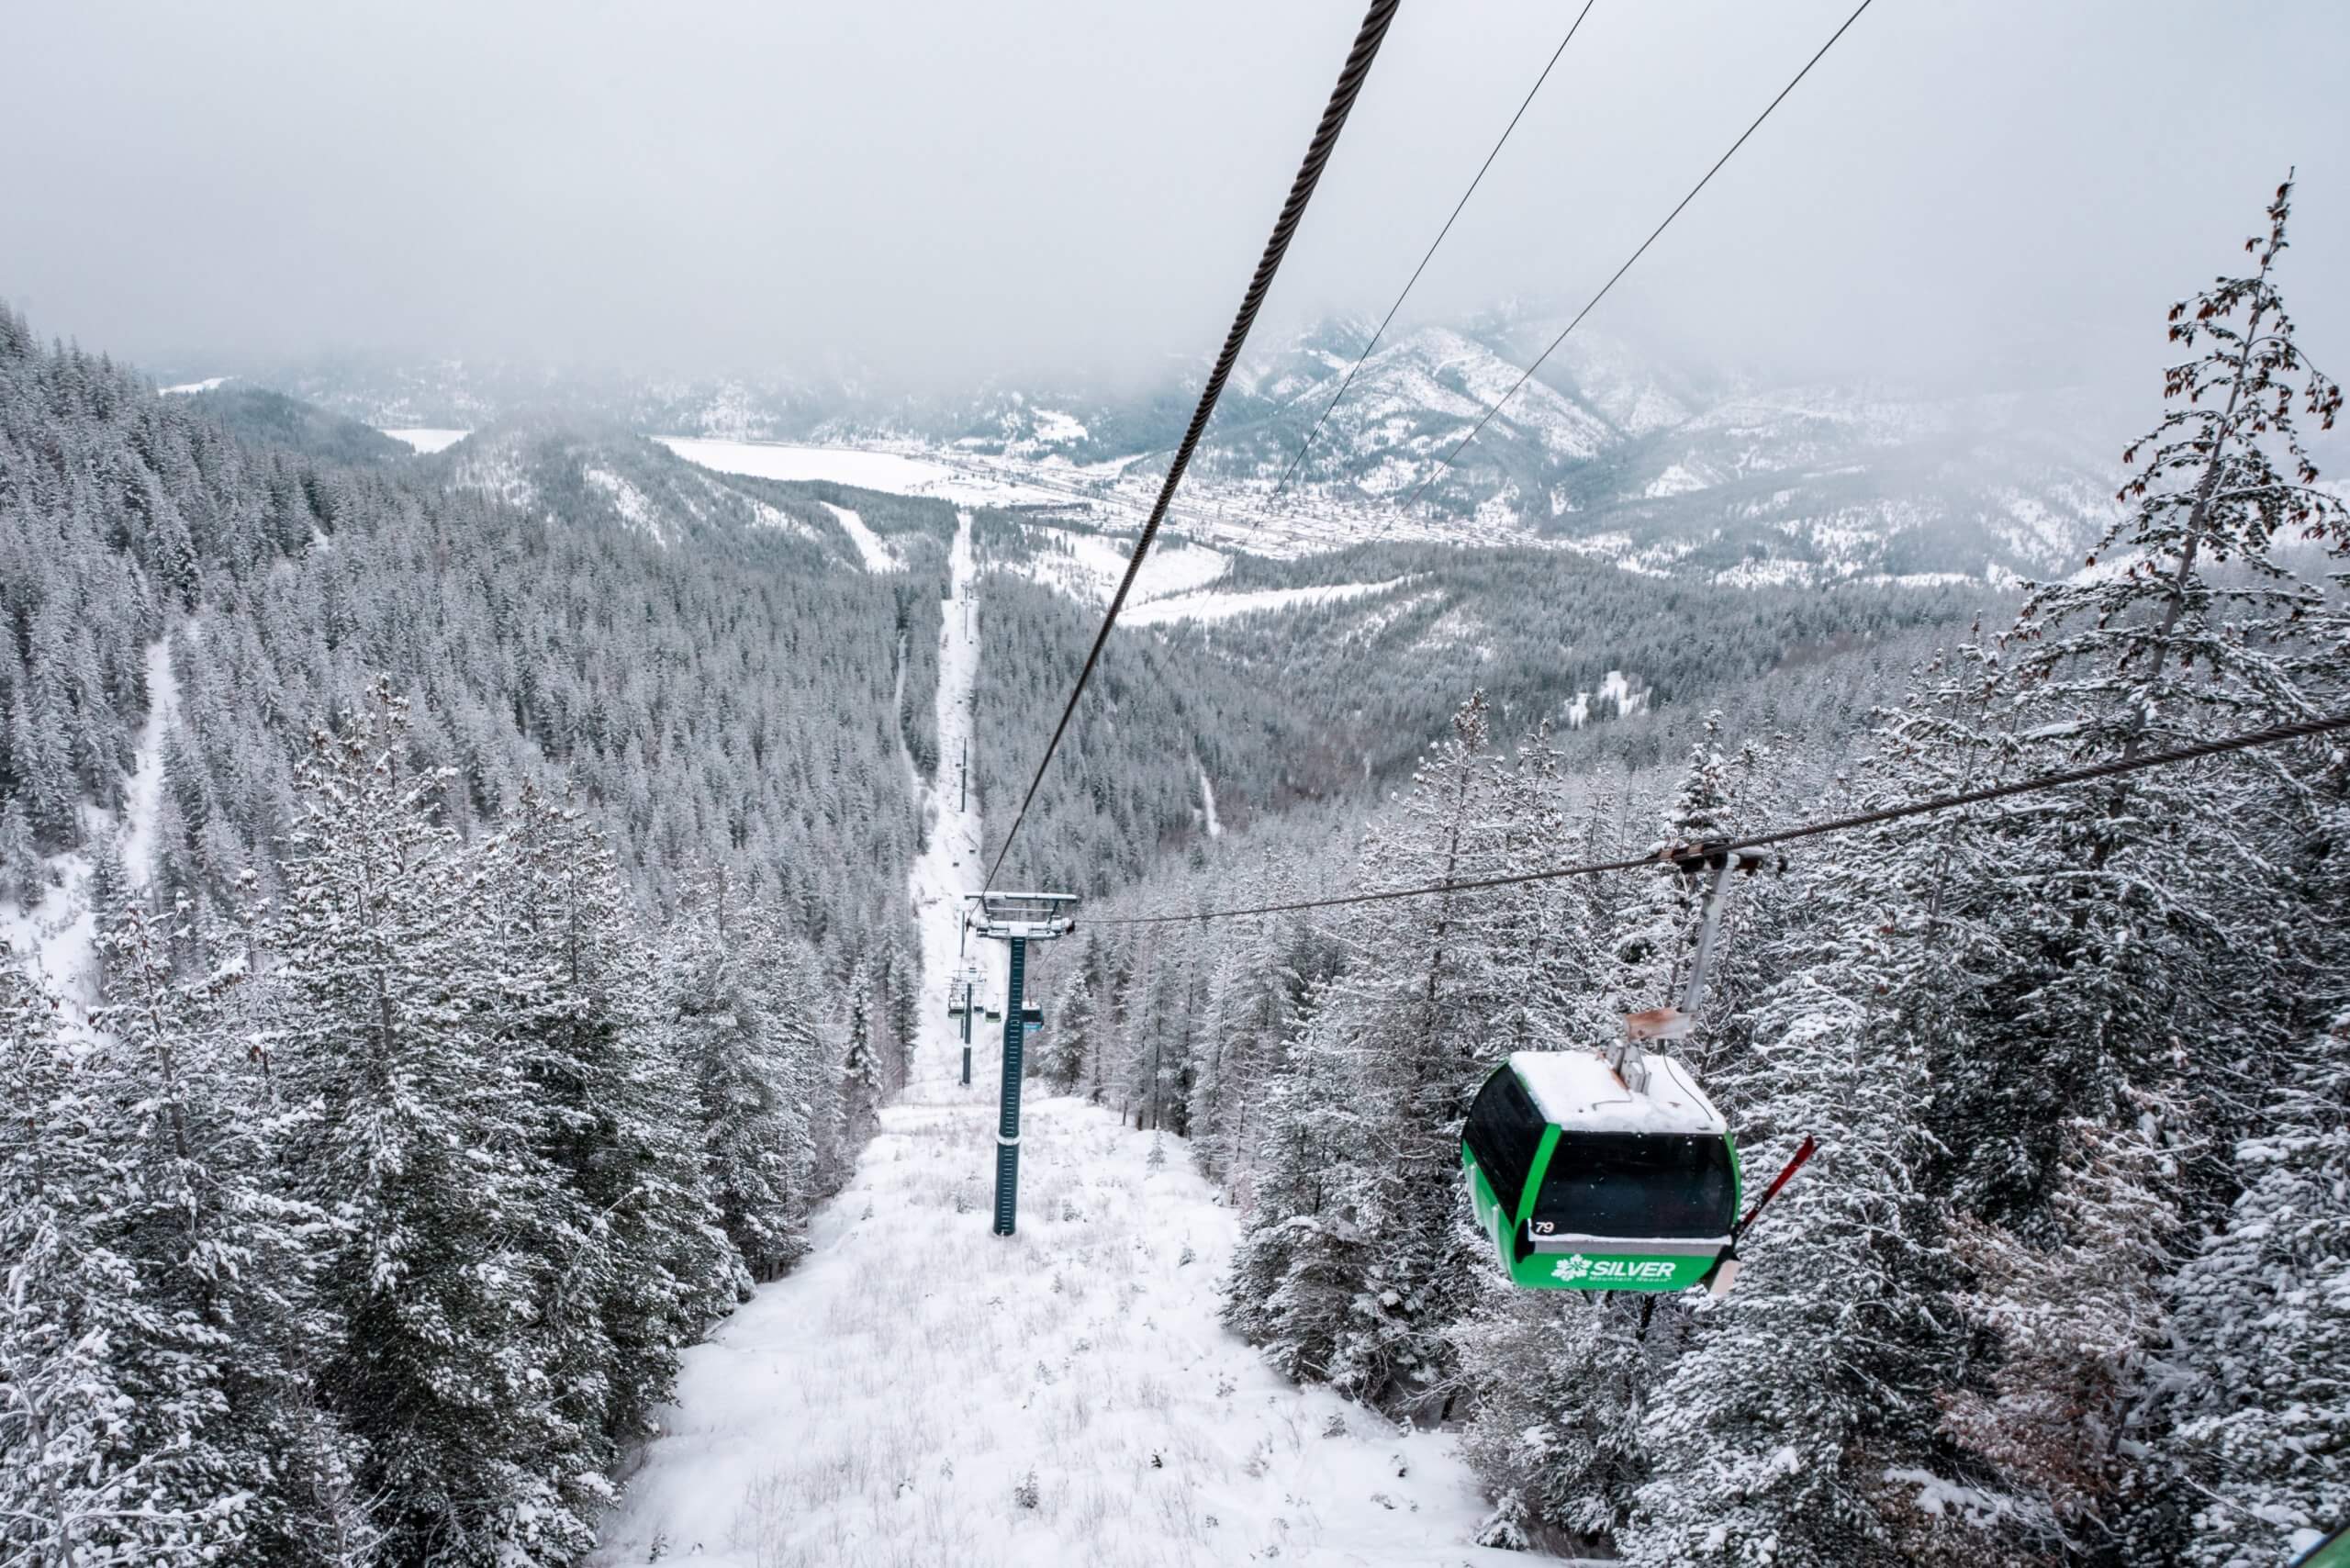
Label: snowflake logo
xmin=1551 ymin=1254 xmax=1594 ymax=1283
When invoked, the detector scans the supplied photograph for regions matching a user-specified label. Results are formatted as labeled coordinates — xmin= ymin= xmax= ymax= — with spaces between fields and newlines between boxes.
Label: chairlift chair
xmin=945 ymin=963 xmax=986 ymax=1020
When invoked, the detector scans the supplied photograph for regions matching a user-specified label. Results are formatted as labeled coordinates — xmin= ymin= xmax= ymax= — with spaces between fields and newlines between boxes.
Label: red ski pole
xmin=1733 ymin=1135 xmax=1817 ymax=1242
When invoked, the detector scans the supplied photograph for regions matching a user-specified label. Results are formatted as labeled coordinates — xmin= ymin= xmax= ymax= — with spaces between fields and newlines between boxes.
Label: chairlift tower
xmin=946 ymin=961 xmax=988 ymax=1086
xmin=965 ymin=890 xmax=1079 ymax=1235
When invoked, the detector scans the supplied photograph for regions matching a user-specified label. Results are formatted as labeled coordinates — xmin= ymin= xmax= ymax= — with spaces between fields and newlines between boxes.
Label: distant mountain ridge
xmin=228 ymin=309 xmax=2131 ymax=587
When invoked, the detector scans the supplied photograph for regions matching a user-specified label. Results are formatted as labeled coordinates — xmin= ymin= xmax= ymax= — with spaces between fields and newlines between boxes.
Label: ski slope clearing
xmin=594 ymin=1092 xmax=1518 ymax=1568
xmin=1121 ymin=577 xmax=1412 ymax=627
xmin=2 ymin=637 xmax=180 ymax=1015
xmin=595 ymin=510 xmax=1517 ymax=1568
xmin=382 ymin=427 xmax=470 ymax=453
xmin=998 ymin=526 xmax=1228 ymax=608
xmin=822 ymin=500 xmax=900 ymax=572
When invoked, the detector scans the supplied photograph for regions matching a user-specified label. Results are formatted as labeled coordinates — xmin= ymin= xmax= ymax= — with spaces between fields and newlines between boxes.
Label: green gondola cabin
xmin=1462 ymin=1049 xmax=1741 ymax=1294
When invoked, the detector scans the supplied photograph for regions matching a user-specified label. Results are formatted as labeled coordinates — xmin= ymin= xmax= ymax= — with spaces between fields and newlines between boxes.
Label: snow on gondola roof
xmin=1507 ymin=1050 xmax=1728 ymax=1137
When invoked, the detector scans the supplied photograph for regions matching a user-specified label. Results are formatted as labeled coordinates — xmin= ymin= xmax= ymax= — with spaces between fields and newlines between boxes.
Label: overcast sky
xmin=6 ymin=0 xmax=2346 ymax=394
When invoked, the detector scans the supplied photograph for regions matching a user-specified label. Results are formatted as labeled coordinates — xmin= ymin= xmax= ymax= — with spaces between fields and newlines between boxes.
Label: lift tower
xmin=945 ymin=961 xmax=987 ymax=1086
xmin=965 ymin=890 xmax=1079 ymax=1235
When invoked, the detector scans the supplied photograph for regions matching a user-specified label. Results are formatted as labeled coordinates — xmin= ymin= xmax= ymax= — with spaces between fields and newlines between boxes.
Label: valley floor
xmin=591 ymin=511 xmax=1522 ymax=1567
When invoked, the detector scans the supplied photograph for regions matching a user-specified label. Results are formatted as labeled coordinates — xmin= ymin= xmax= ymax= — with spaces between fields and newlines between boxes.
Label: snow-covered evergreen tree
xmin=1623 ymin=864 xmax=1961 ymax=1568
xmin=1041 ymin=955 xmax=1097 ymax=1094
xmin=660 ymin=874 xmax=821 ymax=1282
xmin=1456 ymin=1290 xmax=1662 ymax=1552
xmin=476 ymin=788 xmax=744 ymax=1473
xmin=86 ymin=902 xmax=369 ymax=1567
xmin=0 ymin=947 xmax=218 ymax=1566
xmin=839 ymin=956 xmax=886 ymax=1155
xmin=264 ymin=686 xmax=590 ymax=1562
xmin=2165 ymin=1014 xmax=2350 ymax=1566
xmin=1219 ymin=976 xmax=1355 ymax=1384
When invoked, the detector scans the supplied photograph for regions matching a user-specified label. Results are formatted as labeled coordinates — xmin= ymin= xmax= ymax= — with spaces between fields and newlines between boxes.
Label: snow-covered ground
xmin=656 ymin=437 xmax=1068 ymax=509
xmin=1 ymin=637 xmax=179 ymax=1018
xmin=654 ymin=435 xmax=1560 ymax=565
xmin=159 ymin=375 xmax=231 ymax=395
xmin=998 ymin=527 xmax=1228 ymax=608
xmin=382 ymin=428 xmax=470 ymax=454
xmin=822 ymin=501 xmax=900 ymax=573
xmin=593 ymin=516 xmax=1519 ymax=1568
xmin=592 ymin=1092 xmax=1520 ymax=1568
xmin=1120 ymin=577 xmax=1410 ymax=628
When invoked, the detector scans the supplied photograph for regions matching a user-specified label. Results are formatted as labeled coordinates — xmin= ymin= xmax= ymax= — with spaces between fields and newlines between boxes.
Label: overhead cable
xmin=982 ymin=0 xmax=1404 ymax=892
xmin=1089 ymin=711 xmax=2350 ymax=925
xmin=1260 ymin=1 xmax=1598 ymax=516
xmin=1387 ymin=0 xmax=1876 ymax=532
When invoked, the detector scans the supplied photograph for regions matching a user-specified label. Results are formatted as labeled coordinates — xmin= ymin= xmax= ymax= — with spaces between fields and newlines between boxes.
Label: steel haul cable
xmin=1259 ymin=1 xmax=1598 ymax=519
xmin=1369 ymin=0 xmax=1875 ymax=544
xmin=1088 ymin=711 xmax=2350 ymax=925
xmin=982 ymin=0 xmax=1403 ymax=894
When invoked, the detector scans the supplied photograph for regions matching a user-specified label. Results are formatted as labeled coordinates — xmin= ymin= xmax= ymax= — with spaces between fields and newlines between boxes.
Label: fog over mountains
xmin=209 ymin=308 xmax=2142 ymax=590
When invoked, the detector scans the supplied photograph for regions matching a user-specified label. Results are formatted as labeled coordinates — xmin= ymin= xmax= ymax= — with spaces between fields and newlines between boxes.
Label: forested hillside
xmin=968 ymin=507 xmax=1979 ymax=896
xmin=0 ymin=308 xmax=936 ymax=1563
xmin=1026 ymin=194 xmax=2350 ymax=1566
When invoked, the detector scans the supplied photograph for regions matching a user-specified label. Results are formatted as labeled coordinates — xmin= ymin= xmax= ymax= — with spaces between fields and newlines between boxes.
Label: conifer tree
xmin=1623 ymin=863 xmax=1960 ymax=1568
xmin=1 ymin=950 xmax=193 ymax=1565
xmin=476 ymin=788 xmax=742 ymax=1473
xmin=88 ymin=902 xmax=366 ymax=1567
xmin=264 ymin=685 xmax=587 ymax=1563
xmin=1042 ymin=959 xmax=1097 ymax=1094
xmin=1218 ymin=978 xmax=1354 ymax=1384
xmin=0 ymin=800 xmax=40 ymax=904
xmin=839 ymin=957 xmax=887 ymax=1154
xmin=660 ymin=880 xmax=818 ymax=1282
xmin=2165 ymin=1014 xmax=2350 ymax=1566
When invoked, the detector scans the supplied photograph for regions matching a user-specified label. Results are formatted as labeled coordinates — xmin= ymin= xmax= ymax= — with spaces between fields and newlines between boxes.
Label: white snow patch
xmin=2 ymin=637 xmax=181 ymax=1015
xmin=1120 ymin=577 xmax=1404 ymax=627
xmin=1642 ymin=463 xmax=1711 ymax=499
xmin=118 ymin=639 xmax=180 ymax=900
xmin=1001 ymin=527 xmax=1228 ymax=609
xmin=822 ymin=502 xmax=899 ymax=573
xmin=1198 ymin=766 xmax=1222 ymax=840
xmin=593 ymin=1093 xmax=1519 ymax=1568
xmin=657 ymin=438 xmax=1066 ymax=507
xmin=382 ymin=428 xmax=470 ymax=454
xmin=1510 ymin=1050 xmax=1728 ymax=1137
xmin=1030 ymin=408 xmax=1090 ymax=444
xmin=583 ymin=466 xmax=670 ymax=549
xmin=743 ymin=497 xmax=821 ymax=540
xmin=1598 ymin=669 xmax=1648 ymax=720
xmin=160 ymin=375 xmax=230 ymax=395
xmin=1882 ymin=1469 xmax=2022 ymax=1530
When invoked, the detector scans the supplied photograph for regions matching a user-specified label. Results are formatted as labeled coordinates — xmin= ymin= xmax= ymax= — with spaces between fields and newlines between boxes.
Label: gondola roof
xmin=1507 ymin=1050 xmax=1728 ymax=1137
